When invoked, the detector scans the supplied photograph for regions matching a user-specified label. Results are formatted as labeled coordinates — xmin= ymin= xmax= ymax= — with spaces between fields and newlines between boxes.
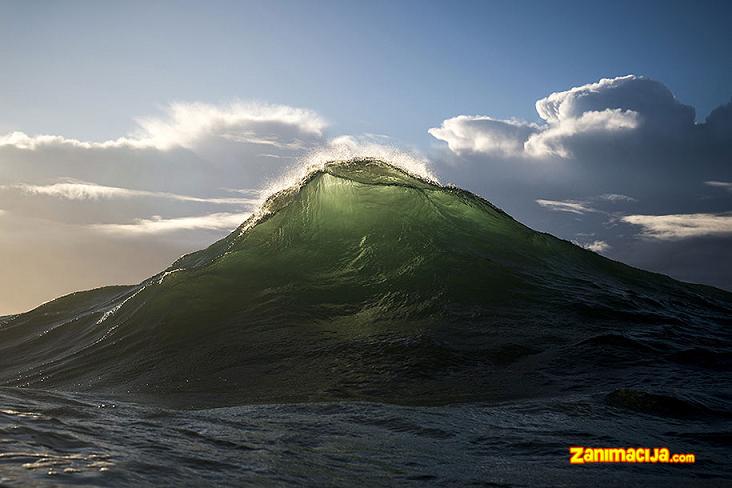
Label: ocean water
xmin=1 ymin=387 xmax=730 ymax=487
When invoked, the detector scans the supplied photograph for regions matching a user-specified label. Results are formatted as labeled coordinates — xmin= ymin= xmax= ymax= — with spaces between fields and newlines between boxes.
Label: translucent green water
xmin=1 ymin=160 xmax=730 ymax=408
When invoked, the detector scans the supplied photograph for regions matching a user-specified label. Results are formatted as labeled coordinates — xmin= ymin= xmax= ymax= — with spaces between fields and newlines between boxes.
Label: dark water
xmin=1 ymin=160 xmax=731 ymax=485
xmin=1 ymin=387 xmax=730 ymax=487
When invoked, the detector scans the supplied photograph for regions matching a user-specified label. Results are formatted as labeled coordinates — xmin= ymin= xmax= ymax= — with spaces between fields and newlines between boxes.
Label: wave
xmin=605 ymin=388 xmax=731 ymax=419
xmin=0 ymin=159 xmax=730 ymax=408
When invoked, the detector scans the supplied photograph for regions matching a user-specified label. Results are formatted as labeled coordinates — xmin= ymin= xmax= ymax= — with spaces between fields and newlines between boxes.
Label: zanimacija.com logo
xmin=569 ymin=447 xmax=695 ymax=464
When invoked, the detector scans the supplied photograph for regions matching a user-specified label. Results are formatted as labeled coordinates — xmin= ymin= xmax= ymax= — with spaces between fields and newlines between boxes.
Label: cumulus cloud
xmin=622 ymin=213 xmax=732 ymax=239
xmin=92 ymin=212 xmax=251 ymax=235
xmin=524 ymin=108 xmax=639 ymax=158
xmin=427 ymin=116 xmax=539 ymax=157
xmin=535 ymin=199 xmax=599 ymax=215
xmin=535 ymin=75 xmax=694 ymax=130
xmin=429 ymin=75 xmax=697 ymax=159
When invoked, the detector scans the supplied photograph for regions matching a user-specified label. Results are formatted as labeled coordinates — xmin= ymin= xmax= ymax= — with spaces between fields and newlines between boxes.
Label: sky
xmin=0 ymin=0 xmax=731 ymax=314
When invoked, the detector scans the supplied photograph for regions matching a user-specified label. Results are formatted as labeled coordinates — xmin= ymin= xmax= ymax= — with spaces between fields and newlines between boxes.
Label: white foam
xmin=267 ymin=137 xmax=435 ymax=200
xmin=96 ymin=287 xmax=145 ymax=325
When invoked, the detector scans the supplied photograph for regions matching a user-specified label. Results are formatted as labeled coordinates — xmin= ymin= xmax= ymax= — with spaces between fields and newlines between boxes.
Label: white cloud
xmin=536 ymin=198 xmax=598 ymax=215
xmin=0 ymin=132 xmax=95 ymax=150
xmin=705 ymin=181 xmax=732 ymax=191
xmin=429 ymin=75 xmax=694 ymax=159
xmin=622 ymin=213 xmax=732 ymax=239
xmin=256 ymin=153 xmax=296 ymax=159
xmin=598 ymin=193 xmax=637 ymax=202
xmin=536 ymin=76 xmax=635 ymax=122
xmin=524 ymin=109 xmax=638 ymax=158
xmin=0 ymin=101 xmax=326 ymax=152
xmin=427 ymin=116 xmax=539 ymax=157
xmin=535 ymin=75 xmax=694 ymax=128
xmin=537 ymin=76 xmax=634 ymax=122
xmin=92 ymin=212 xmax=250 ymax=235
xmin=4 ymin=180 xmax=258 ymax=206
xmin=134 ymin=101 xmax=326 ymax=150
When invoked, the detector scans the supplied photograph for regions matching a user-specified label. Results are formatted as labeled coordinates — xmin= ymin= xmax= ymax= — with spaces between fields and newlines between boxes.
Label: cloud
xmin=427 ymin=116 xmax=539 ymax=157
xmin=524 ymin=108 xmax=639 ymax=158
xmin=0 ymin=101 xmax=326 ymax=152
xmin=705 ymin=99 xmax=732 ymax=138
xmin=4 ymin=180 xmax=258 ymax=206
xmin=535 ymin=75 xmax=694 ymax=131
xmin=92 ymin=212 xmax=250 ymax=235
xmin=598 ymin=193 xmax=637 ymax=202
xmin=0 ymin=101 xmax=336 ymax=211
xmin=622 ymin=213 xmax=732 ymax=239
xmin=705 ymin=181 xmax=732 ymax=192
xmin=536 ymin=199 xmax=599 ymax=215
xmin=133 ymin=101 xmax=326 ymax=150
xmin=429 ymin=75 xmax=697 ymax=159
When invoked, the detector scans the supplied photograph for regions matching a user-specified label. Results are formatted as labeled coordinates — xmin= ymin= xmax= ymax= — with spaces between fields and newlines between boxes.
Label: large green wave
xmin=1 ymin=160 xmax=730 ymax=407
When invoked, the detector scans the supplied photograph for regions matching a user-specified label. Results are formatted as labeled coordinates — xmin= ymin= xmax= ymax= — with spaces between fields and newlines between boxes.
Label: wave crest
xmin=261 ymin=137 xmax=436 ymax=202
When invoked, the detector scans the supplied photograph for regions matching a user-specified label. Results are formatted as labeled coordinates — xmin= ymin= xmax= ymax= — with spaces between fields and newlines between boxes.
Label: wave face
xmin=1 ymin=159 xmax=731 ymax=408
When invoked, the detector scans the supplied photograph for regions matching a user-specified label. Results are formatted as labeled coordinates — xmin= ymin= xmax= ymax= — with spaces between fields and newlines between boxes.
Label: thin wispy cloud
xmin=5 ymin=181 xmax=259 ymax=206
xmin=535 ymin=199 xmax=599 ymax=215
xmin=597 ymin=193 xmax=637 ymax=202
xmin=705 ymin=181 xmax=732 ymax=192
xmin=256 ymin=153 xmax=296 ymax=159
xmin=92 ymin=212 xmax=251 ymax=235
xmin=222 ymin=188 xmax=262 ymax=196
xmin=536 ymin=193 xmax=636 ymax=216
xmin=622 ymin=213 xmax=732 ymax=239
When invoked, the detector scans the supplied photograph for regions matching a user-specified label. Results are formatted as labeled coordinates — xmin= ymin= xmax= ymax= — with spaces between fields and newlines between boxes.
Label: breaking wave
xmin=0 ymin=158 xmax=730 ymax=412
